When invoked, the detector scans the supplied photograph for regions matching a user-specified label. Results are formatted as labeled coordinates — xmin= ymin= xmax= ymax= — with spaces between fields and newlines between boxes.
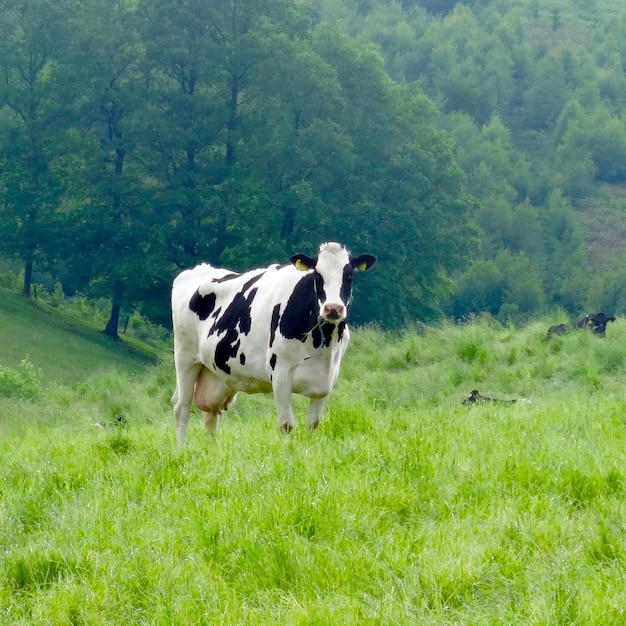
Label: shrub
xmin=0 ymin=359 xmax=42 ymax=399
xmin=0 ymin=269 xmax=22 ymax=292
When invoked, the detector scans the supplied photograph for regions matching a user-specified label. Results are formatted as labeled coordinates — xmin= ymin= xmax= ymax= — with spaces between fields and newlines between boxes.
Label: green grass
xmin=3 ymin=314 xmax=626 ymax=623
xmin=0 ymin=290 xmax=158 ymax=385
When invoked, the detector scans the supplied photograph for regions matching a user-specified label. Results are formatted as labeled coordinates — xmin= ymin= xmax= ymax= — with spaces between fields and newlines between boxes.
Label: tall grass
xmin=2 ymin=316 xmax=626 ymax=623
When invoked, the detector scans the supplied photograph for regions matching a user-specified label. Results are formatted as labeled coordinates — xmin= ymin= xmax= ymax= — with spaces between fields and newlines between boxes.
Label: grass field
xmin=2 ymin=303 xmax=626 ymax=623
xmin=0 ymin=291 xmax=158 ymax=385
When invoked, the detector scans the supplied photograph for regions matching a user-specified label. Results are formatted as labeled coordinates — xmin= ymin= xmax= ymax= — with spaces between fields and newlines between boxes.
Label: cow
xmin=463 ymin=389 xmax=517 ymax=405
xmin=171 ymin=242 xmax=376 ymax=445
xmin=584 ymin=312 xmax=616 ymax=336
xmin=573 ymin=314 xmax=592 ymax=330
xmin=546 ymin=323 xmax=569 ymax=339
xmin=547 ymin=313 xmax=616 ymax=339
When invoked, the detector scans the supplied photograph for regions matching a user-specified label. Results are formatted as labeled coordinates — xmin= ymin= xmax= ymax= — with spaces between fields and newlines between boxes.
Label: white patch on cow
xmin=315 ymin=242 xmax=350 ymax=322
xmin=170 ymin=242 xmax=375 ymax=445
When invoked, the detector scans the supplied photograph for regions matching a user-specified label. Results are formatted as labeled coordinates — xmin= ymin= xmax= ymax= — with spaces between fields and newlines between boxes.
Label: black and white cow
xmin=587 ymin=312 xmax=616 ymax=336
xmin=547 ymin=312 xmax=617 ymax=339
xmin=575 ymin=312 xmax=616 ymax=336
xmin=171 ymin=242 xmax=376 ymax=445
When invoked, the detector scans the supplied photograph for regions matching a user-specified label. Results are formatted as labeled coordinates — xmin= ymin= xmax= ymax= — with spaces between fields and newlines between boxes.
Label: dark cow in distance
xmin=573 ymin=314 xmax=592 ymax=330
xmin=171 ymin=242 xmax=376 ymax=445
xmin=463 ymin=389 xmax=517 ymax=405
xmin=547 ymin=312 xmax=616 ymax=339
xmin=546 ymin=323 xmax=569 ymax=339
xmin=581 ymin=312 xmax=616 ymax=336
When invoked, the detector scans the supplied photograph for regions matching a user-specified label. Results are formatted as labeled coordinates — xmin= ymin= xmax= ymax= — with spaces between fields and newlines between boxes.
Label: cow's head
xmin=589 ymin=312 xmax=616 ymax=336
xmin=291 ymin=242 xmax=376 ymax=323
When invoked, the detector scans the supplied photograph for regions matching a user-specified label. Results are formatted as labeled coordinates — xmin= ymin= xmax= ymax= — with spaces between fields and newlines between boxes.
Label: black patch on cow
xmin=212 ymin=273 xmax=240 ymax=283
xmin=269 ymin=304 xmax=281 ymax=348
xmin=210 ymin=286 xmax=259 ymax=338
xmin=311 ymin=323 xmax=322 ymax=349
xmin=337 ymin=321 xmax=346 ymax=342
xmin=309 ymin=321 xmax=335 ymax=348
xmin=242 ymin=272 xmax=264 ymax=292
xmin=209 ymin=279 xmax=261 ymax=373
xmin=340 ymin=264 xmax=354 ymax=307
xmin=322 ymin=322 xmax=335 ymax=347
xmin=215 ymin=331 xmax=240 ymax=374
xmin=240 ymin=352 xmax=246 ymax=365
xmin=310 ymin=321 xmax=336 ymax=349
xmin=270 ymin=353 xmax=277 ymax=370
xmin=280 ymin=274 xmax=320 ymax=342
xmin=189 ymin=289 xmax=216 ymax=321
xmin=313 ymin=271 xmax=326 ymax=305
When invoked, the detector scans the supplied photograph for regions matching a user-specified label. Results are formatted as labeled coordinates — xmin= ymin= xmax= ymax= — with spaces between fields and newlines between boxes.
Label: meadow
xmin=0 ymin=291 xmax=158 ymax=386
xmin=2 ymin=302 xmax=626 ymax=624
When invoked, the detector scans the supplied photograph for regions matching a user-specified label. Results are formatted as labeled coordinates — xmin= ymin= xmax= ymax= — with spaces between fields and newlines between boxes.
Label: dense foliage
xmin=2 ymin=0 xmax=626 ymax=331
xmin=336 ymin=0 xmax=626 ymax=322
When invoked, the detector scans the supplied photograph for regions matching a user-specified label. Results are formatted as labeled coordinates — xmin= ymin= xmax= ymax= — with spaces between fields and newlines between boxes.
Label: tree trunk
xmin=22 ymin=259 xmax=33 ymax=297
xmin=104 ymin=302 xmax=121 ymax=339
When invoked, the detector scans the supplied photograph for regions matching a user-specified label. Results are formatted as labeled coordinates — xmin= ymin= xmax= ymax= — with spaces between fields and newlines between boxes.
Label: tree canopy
xmin=2 ymin=0 xmax=626 ymax=330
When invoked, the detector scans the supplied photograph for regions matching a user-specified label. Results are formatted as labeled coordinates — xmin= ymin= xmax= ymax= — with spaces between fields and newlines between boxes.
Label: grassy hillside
xmin=0 ymin=290 xmax=161 ymax=385
xmin=3 ymin=315 xmax=626 ymax=623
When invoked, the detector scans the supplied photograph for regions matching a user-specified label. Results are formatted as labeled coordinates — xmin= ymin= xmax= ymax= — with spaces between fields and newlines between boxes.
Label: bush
xmin=0 ymin=269 xmax=22 ymax=292
xmin=125 ymin=311 xmax=170 ymax=344
xmin=0 ymin=359 xmax=42 ymax=399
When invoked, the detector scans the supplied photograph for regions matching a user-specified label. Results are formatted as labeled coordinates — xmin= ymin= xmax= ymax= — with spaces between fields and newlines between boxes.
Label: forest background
xmin=2 ymin=0 xmax=626 ymax=335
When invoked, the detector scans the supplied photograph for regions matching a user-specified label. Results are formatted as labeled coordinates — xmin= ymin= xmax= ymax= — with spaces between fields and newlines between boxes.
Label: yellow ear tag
xmin=295 ymin=259 xmax=309 ymax=272
xmin=358 ymin=262 xmax=368 ymax=271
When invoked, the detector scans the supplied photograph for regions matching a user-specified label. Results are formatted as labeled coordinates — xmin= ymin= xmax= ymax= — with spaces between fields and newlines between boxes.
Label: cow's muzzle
xmin=322 ymin=303 xmax=345 ymax=321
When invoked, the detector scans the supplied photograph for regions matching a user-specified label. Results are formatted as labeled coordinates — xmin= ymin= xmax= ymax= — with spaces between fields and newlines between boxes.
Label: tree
xmin=229 ymin=31 xmax=352 ymax=262
xmin=447 ymin=259 xmax=505 ymax=319
xmin=60 ymin=0 xmax=156 ymax=338
xmin=586 ymin=264 xmax=626 ymax=316
xmin=540 ymin=189 xmax=586 ymax=311
xmin=0 ymin=0 xmax=78 ymax=296
xmin=137 ymin=0 xmax=312 ymax=271
xmin=311 ymin=27 xmax=477 ymax=324
xmin=417 ymin=5 xmax=515 ymax=124
xmin=522 ymin=52 xmax=570 ymax=129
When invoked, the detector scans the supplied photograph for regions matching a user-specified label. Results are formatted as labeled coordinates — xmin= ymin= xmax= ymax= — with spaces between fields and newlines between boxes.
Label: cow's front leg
xmin=305 ymin=397 xmax=328 ymax=430
xmin=271 ymin=367 xmax=296 ymax=432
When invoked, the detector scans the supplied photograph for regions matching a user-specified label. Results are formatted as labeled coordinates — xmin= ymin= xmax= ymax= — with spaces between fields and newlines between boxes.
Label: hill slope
xmin=0 ymin=290 xmax=161 ymax=385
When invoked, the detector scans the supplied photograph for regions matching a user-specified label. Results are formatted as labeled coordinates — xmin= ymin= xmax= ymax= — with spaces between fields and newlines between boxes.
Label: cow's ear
xmin=290 ymin=254 xmax=316 ymax=272
xmin=609 ymin=316 xmax=616 ymax=322
xmin=352 ymin=254 xmax=376 ymax=272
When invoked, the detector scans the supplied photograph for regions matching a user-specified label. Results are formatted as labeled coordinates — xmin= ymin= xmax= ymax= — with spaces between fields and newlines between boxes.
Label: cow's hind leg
xmin=194 ymin=367 xmax=236 ymax=436
xmin=305 ymin=397 xmax=328 ymax=430
xmin=172 ymin=361 xmax=202 ymax=446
